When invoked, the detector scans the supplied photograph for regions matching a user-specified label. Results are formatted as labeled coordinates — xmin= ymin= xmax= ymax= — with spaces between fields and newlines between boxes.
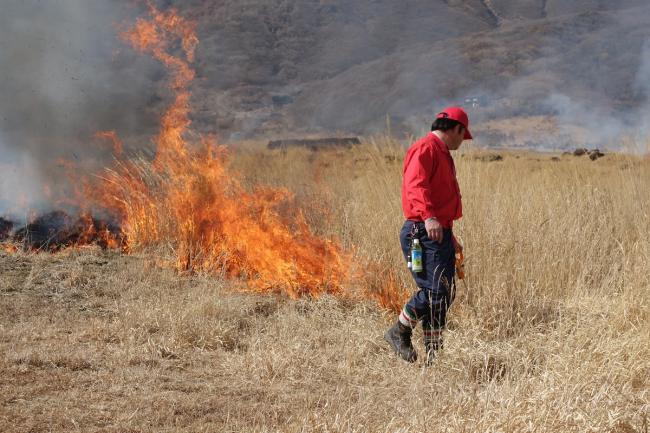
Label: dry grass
xmin=1 ymin=138 xmax=649 ymax=432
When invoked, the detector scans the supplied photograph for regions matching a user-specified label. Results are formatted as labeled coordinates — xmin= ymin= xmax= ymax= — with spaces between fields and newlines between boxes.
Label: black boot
xmin=384 ymin=321 xmax=417 ymax=363
xmin=424 ymin=339 xmax=443 ymax=366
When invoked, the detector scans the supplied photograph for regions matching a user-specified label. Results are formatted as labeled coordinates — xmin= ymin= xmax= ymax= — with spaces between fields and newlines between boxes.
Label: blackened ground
xmin=0 ymin=217 xmax=13 ymax=241
xmin=10 ymin=210 xmax=123 ymax=251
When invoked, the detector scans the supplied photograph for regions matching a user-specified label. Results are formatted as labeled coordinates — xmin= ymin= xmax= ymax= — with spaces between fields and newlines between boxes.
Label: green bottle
xmin=411 ymin=239 xmax=423 ymax=273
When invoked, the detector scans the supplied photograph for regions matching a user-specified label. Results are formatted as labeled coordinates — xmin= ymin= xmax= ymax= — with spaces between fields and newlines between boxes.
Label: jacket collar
xmin=430 ymin=132 xmax=451 ymax=155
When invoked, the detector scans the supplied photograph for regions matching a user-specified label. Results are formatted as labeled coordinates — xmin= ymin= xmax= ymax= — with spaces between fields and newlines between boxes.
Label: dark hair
xmin=431 ymin=118 xmax=464 ymax=134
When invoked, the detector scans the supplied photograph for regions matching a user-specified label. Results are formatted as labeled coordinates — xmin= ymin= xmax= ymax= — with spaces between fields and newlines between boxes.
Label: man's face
xmin=447 ymin=125 xmax=465 ymax=150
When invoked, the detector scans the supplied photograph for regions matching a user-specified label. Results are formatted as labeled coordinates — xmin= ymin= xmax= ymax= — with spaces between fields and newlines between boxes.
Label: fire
xmin=94 ymin=131 xmax=123 ymax=157
xmin=2 ymin=244 xmax=17 ymax=254
xmin=363 ymin=266 xmax=411 ymax=312
xmin=73 ymin=3 xmax=350 ymax=297
xmin=1 ymin=211 xmax=124 ymax=253
xmin=1 ymin=3 xmax=408 ymax=307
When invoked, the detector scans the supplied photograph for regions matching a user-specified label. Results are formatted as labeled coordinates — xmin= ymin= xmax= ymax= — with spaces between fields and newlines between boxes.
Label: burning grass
xmin=4 ymin=211 xmax=123 ymax=252
xmin=0 ymin=3 xmax=353 ymax=298
xmin=99 ymin=4 xmax=352 ymax=298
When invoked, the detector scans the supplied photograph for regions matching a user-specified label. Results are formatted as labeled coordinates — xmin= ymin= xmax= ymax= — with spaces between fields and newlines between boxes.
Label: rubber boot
xmin=384 ymin=321 xmax=417 ymax=363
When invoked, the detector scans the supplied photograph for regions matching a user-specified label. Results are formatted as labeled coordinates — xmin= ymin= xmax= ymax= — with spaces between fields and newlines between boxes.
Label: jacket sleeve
xmin=403 ymin=144 xmax=437 ymax=220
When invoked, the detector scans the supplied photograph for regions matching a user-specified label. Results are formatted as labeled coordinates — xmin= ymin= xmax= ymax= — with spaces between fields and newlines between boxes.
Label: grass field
xmin=1 ymin=140 xmax=649 ymax=432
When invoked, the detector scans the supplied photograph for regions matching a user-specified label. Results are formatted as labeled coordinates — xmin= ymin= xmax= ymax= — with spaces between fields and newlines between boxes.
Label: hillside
xmin=168 ymin=0 xmax=650 ymax=146
xmin=2 ymin=0 xmax=649 ymax=166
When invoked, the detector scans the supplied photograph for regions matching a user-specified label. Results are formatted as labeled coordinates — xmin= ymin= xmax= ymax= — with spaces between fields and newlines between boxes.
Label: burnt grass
xmin=3 ymin=210 xmax=123 ymax=251
xmin=0 ymin=217 xmax=13 ymax=241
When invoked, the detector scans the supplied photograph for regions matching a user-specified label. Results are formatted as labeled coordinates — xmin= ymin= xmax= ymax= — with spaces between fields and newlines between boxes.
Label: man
xmin=384 ymin=106 xmax=472 ymax=364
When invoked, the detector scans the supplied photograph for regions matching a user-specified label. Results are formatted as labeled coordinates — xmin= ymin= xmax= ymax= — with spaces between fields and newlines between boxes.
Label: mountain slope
xmin=176 ymin=1 xmax=650 ymax=144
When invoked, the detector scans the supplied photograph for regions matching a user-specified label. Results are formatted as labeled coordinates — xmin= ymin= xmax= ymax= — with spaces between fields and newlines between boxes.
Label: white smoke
xmin=536 ymin=38 xmax=650 ymax=154
xmin=0 ymin=132 xmax=46 ymax=219
xmin=0 ymin=0 xmax=163 ymax=216
xmin=632 ymin=39 xmax=650 ymax=152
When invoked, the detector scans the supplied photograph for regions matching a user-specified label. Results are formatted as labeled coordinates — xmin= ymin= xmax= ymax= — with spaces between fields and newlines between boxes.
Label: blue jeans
xmin=399 ymin=220 xmax=456 ymax=331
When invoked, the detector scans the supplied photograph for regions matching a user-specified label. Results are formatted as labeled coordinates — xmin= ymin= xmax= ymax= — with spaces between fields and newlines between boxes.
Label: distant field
xmin=1 ymin=141 xmax=649 ymax=432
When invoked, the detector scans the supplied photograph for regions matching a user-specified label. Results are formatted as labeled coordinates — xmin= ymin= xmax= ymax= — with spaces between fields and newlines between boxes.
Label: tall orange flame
xmin=80 ymin=4 xmax=351 ymax=297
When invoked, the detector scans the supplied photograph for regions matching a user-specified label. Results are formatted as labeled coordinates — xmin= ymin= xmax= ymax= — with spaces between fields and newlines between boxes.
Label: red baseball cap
xmin=436 ymin=106 xmax=473 ymax=140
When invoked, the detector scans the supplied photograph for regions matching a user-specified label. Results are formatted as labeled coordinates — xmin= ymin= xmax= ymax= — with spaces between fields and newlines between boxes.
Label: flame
xmin=73 ymin=213 xmax=124 ymax=251
xmin=1 ymin=243 xmax=18 ymax=254
xmin=94 ymin=131 xmax=123 ymax=157
xmin=363 ymin=266 xmax=410 ymax=312
xmin=70 ymin=4 xmax=350 ymax=297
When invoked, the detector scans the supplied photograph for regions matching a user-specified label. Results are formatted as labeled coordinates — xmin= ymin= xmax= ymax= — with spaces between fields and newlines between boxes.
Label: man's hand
xmin=424 ymin=217 xmax=443 ymax=243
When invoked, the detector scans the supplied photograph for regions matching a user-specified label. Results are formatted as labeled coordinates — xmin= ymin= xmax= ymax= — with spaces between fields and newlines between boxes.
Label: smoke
xmin=528 ymin=36 xmax=650 ymax=153
xmin=0 ymin=0 xmax=164 ymax=216
xmin=633 ymin=41 xmax=650 ymax=100
xmin=445 ymin=5 xmax=650 ymax=152
xmin=0 ymin=133 xmax=45 ymax=218
xmin=632 ymin=39 xmax=650 ymax=151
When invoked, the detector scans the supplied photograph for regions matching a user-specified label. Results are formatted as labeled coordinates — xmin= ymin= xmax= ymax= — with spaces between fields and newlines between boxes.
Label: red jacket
xmin=401 ymin=133 xmax=462 ymax=228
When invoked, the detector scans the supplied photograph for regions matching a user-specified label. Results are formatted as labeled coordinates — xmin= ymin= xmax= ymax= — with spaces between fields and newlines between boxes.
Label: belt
xmin=406 ymin=219 xmax=453 ymax=229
